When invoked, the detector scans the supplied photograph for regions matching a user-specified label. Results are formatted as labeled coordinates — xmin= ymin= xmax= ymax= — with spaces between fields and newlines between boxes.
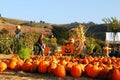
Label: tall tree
xmin=102 ymin=17 xmax=120 ymax=32
xmin=52 ymin=25 xmax=69 ymax=45
xmin=102 ymin=17 xmax=120 ymax=45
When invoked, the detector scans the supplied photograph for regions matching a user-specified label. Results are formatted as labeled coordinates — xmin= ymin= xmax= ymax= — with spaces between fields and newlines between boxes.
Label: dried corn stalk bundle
xmin=69 ymin=24 xmax=86 ymax=57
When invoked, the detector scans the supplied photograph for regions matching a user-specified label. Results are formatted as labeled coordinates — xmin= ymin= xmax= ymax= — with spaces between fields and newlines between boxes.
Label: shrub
xmin=18 ymin=47 xmax=32 ymax=60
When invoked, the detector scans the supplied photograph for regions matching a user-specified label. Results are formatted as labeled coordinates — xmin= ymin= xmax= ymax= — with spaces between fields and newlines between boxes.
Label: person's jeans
xmin=38 ymin=46 xmax=44 ymax=56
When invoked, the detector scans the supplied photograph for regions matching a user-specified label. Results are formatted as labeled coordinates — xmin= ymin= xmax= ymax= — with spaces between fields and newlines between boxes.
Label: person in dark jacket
xmin=36 ymin=34 xmax=45 ymax=56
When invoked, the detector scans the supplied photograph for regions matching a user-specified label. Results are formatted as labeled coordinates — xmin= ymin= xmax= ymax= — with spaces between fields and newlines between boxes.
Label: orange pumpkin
xmin=70 ymin=64 xmax=82 ymax=77
xmin=14 ymin=60 xmax=24 ymax=71
xmin=0 ymin=61 xmax=7 ymax=72
xmin=83 ymin=58 xmax=89 ymax=64
xmin=59 ymin=60 xmax=67 ymax=66
xmin=8 ymin=60 xmax=17 ymax=70
xmin=107 ymin=68 xmax=120 ymax=80
xmin=48 ymin=62 xmax=57 ymax=73
xmin=65 ymin=62 xmax=74 ymax=73
xmin=38 ymin=61 xmax=49 ymax=73
xmin=102 ymin=57 xmax=108 ymax=63
xmin=54 ymin=64 xmax=66 ymax=78
xmin=99 ymin=66 xmax=111 ymax=79
xmin=21 ymin=61 xmax=32 ymax=72
xmin=2 ymin=59 xmax=9 ymax=68
xmin=85 ymin=64 xmax=100 ymax=78
xmin=30 ymin=63 xmax=38 ymax=72
xmin=44 ymin=46 xmax=50 ymax=55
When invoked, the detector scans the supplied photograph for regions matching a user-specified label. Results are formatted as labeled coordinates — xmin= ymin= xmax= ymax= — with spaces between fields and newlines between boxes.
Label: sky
xmin=0 ymin=0 xmax=120 ymax=24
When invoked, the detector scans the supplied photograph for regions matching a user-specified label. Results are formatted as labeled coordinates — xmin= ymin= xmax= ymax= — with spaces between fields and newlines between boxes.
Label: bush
xmin=18 ymin=47 xmax=32 ymax=60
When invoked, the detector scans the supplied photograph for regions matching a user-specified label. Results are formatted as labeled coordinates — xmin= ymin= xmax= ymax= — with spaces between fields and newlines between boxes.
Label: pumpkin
xmin=99 ymin=66 xmax=111 ymax=79
xmin=102 ymin=57 xmax=108 ymax=63
xmin=54 ymin=64 xmax=66 ymax=78
xmin=83 ymin=58 xmax=89 ymax=64
xmin=14 ymin=59 xmax=23 ymax=71
xmin=30 ymin=63 xmax=38 ymax=72
xmin=21 ymin=61 xmax=32 ymax=72
xmin=0 ymin=61 xmax=7 ymax=72
xmin=2 ymin=59 xmax=9 ymax=68
xmin=85 ymin=64 xmax=100 ymax=78
xmin=70 ymin=64 xmax=82 ymax=77
xmin=8 ymin=60 xmax=17 ymax=70
xmin=65 ymin=62 xmax=74 ymax=73
xmin=48 ymin=62 xmax=57 ymax=73
xmin=59 ymin=60 xmax=67 ymax=66
xmin=107 ymin=68 xmax=120 ymax=80
xmin=38 ymin=61 xmax=49 ymax=73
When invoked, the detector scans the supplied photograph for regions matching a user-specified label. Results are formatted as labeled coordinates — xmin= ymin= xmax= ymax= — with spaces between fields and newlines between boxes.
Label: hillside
xmin=0 ymin=17 xmax=52 ymax=35
xmin=0 ymin=16 xmax=108 ymax=41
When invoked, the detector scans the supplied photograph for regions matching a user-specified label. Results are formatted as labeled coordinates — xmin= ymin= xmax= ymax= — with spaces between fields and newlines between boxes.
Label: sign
xmin=61 ymin=43 xmax=74 ymax=54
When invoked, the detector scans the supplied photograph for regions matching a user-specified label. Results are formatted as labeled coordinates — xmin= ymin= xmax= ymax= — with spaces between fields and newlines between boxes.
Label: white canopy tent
xmin=106 ymin=32 xmax=120 ymax=44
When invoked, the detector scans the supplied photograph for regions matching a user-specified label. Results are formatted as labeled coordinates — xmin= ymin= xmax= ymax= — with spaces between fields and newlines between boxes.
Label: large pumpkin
xmin=107 ymin=68 xmax=120 ymax=80
xmin=85 ymin=64 xmax=100 ymax=78
xmin=54 ymin=64 xmax=66 ymax=78
xmin=38 ymin=61 xmax=49 ymax=73
xmin=70 ymin=64 xmax=82 ymax=77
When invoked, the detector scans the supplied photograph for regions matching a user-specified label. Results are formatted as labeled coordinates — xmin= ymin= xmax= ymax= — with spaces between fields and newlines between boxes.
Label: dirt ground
xmin=0 ymin=54 xmax=103 ymax=80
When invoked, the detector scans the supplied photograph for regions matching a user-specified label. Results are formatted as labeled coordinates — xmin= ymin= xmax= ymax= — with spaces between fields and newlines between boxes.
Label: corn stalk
xmin=69 ymin=24 xmax=87 ymax=57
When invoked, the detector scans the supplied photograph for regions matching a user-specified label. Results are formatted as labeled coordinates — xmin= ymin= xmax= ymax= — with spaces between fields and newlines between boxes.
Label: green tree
xmin=52 ymin=25 xmax=69 ymax=45
xmin=102 ymin=17 xmax=120 ymax=49
xmin=102 ymin=17 xmax=120 ymax=32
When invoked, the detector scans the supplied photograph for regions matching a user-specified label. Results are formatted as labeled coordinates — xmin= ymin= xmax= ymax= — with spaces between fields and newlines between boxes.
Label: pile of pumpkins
xmin=0 ymin=55 xmax=120 ymax=80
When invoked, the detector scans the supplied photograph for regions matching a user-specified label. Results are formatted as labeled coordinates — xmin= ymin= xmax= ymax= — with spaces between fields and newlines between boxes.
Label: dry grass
xmin=0 ymin=21 xmax=51 ymax=35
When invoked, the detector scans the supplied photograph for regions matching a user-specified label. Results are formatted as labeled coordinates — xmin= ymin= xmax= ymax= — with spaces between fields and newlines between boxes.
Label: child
xmin=103 ymin=44 xmax=111 ymax=57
